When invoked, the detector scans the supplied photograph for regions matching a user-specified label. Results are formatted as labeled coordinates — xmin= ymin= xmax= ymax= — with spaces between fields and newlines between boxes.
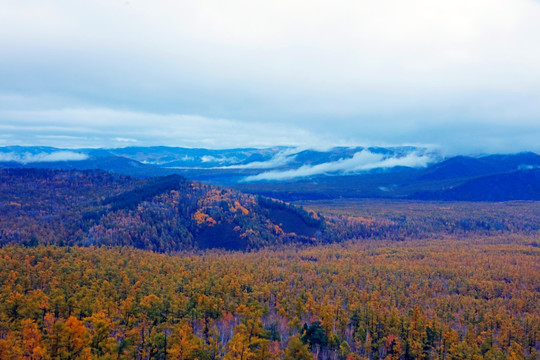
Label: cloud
xmin=200 ymin=155 xmax=239 ymax=163
xmin=0 ymin=0 xmax=540 ymax=152
xmin=114 ymin=137 xmax=138 ymax=143
xmin=0 ymin=105 xmax=325 ymax=149
xmin=243 ymin=150 xmax=434 ymax=181
xmin=0 ymin=151 xmax=88 ymax=164
xmin=0 ymin=98 xmax=538 ymax=153
xmin=217 ymin=148 xmax=298 ymax=169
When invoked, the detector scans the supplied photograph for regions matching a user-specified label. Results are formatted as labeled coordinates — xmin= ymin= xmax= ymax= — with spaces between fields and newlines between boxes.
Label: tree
xmin=21 ymin=319 xmax=47 ymax=360
xmin=204 ymin=323 xmax=223 ymax=360
xmin=302 ymin=321 xmax=328 ymax=358
xmin=88 ymin=312 xmax=115 ymax=358
xmin=284 ymin=336 xmax=312 ymax=360
xmin=0 ymin=332 xmax=23 ymax=360
xmin=48 ymin=316 xmax=91 ymax=360
xmin=169 ymin=321 xmax=202 ymax=360
xmin=224 ymin=324 xmax=254 ymax=360
xmin=65 ymin=316 xmax=91 ymax=360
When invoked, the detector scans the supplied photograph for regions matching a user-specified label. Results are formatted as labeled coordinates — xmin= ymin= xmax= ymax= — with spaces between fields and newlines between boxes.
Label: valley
xmin=0 ymin=165 xmax=538 ymax=359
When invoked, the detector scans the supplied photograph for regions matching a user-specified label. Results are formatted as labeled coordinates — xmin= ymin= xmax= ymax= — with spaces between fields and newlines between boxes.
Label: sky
xmin=1 ymin=0 xmax=540 ymax=154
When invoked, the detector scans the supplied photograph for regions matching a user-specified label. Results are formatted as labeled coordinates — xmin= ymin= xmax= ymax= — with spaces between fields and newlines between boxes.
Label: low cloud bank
xmin=0 ymin=151 xmax=89 ymax=164
xmin=218 ymin=149 xmax=298 ymax=169
xmin=243 ymin=150 xmax=433 ymax=181
xmin=200 ymin=155 xmax=240 ymax=164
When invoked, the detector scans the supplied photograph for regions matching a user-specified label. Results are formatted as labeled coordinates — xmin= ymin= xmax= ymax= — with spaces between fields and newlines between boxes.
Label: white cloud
xmin=217 ymin=148 xmax=298 ymax=169
xmin=0 ymin=151 xmax=88 ymax=164
xmin=243 ymin=150 xmax=434 ymax=181
xmin=200 ymin=155 xmax=239 ymax=163
xmin=114 ymin=137 xmax=138 ymax=143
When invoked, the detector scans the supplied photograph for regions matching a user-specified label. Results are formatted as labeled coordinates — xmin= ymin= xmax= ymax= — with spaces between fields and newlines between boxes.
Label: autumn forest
xmin=0 ymin=169 xmax=539 ymax=359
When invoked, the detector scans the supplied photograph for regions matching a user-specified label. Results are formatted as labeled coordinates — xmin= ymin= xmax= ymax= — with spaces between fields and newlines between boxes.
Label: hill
xmin=413 ymin=169 xmax=540 ymax=201
xmin=0 ymin=153 xmax=176 ymax=178
xmin=0 ymin=168 xmax=326 ymax=251
xmin=0 ymin=145 xmax=436 ymax=183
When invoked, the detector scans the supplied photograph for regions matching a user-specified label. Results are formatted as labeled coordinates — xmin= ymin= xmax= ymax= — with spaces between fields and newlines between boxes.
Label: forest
xmin=0 ymin=169 xmax=327 ymax=251
xmin=0 ymin=168 xmax=539 ymax=359
xmin=0 ymin=235 xmax=538 ymax=359
xmin=2 ymin=169 xmax=538 ymax=252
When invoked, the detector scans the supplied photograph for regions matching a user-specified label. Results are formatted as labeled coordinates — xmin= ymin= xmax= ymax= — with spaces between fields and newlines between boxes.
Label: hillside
xmin=0 ymin=169 xmax=326 ymax=251
xmin=0 ymin=170 xmax=539 ymax=359
xmin=3 ymin=168 xmax=539 ymax=253
xmin=413 ymin=169 xmax=540 ymax=201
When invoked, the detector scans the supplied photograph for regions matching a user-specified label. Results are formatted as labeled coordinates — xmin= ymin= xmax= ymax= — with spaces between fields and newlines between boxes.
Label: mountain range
xmin=1 ymin=146 xmax=539 ymax=201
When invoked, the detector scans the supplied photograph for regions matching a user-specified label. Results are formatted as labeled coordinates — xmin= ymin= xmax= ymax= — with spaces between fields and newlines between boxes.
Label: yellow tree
xmin=64 ymin=316 xmax=91 ymax=360
xmin=21 ymin=319 xmax=48 ymax=360
xmin=169 ymin=321 xmax=202 ymax=360
xmin=251 ymin=338 xmax=273 ymax=360
xmin=0 ymin=331 xmax=23 ymax=360
xmin=283 ymin=336 xmax=312 ymax=360
xmin=224 ymin=323 xmax=255 ymax=360
xmin=507 ymin=341 xmax=525 ymax=360
xmin=87 ymin=312 xmax=115 ymax=358
xmin=407 ymin=306 xmax=427 ymax=359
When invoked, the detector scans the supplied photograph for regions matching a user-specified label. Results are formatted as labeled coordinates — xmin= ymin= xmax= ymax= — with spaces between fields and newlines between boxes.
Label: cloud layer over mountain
xmin=244 ymin=150 xmax=434 ymax=181
xmin=0 ymin=151 xmax=88 ymax=164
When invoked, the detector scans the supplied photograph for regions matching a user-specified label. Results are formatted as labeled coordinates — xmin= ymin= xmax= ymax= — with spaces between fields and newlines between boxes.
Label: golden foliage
xmin=0 ymin=234 xmax=538 ymax=359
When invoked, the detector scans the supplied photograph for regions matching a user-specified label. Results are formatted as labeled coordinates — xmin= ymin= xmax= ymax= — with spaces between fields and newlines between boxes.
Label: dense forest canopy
xmin=0 ymin=236 xmax=538 ymax=359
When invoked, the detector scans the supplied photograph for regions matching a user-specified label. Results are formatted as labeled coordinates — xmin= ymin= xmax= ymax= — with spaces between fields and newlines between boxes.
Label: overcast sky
xmin=1 ymin=0 xmax=539 ymax=154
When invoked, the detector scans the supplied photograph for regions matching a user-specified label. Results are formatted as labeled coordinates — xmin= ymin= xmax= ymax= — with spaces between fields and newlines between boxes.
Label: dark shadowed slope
xmin=0 ymin=168 xmax=325 ymax=251
xmin=412 ymin=169 xmax=540 ymax=201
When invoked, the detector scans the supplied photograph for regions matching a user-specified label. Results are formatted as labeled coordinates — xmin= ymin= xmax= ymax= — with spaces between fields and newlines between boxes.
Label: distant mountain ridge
xmin=234 ymin=151 xmax=540 ymax=201
xmin=420 ymin=152 xmax=540 ymax=180
xmin=413 ymin=169 xmax=540 ymax=201
xmin=1 ymin=146 xmax=539 ymax=201
xmin=0 ymin=145 xmax=436 ymax=170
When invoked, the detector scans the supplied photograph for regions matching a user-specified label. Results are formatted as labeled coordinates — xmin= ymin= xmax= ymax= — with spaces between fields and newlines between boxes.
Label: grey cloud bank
xmin=1 ymin=0 xmax=539 ymax=153
xmin=0 ymin=106 xmax=321 ymax=149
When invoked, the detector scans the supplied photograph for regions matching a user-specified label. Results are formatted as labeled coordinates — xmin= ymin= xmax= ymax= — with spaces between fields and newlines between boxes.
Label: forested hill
xmin=0 ymin=168 xmax=327 ymax=251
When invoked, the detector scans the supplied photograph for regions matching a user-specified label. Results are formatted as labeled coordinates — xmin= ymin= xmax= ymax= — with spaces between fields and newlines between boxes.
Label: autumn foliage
xmin=0 ymin=235 xmax=538 ymax=359
xmin=1 ymin=168 xmax=539 ymax=359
